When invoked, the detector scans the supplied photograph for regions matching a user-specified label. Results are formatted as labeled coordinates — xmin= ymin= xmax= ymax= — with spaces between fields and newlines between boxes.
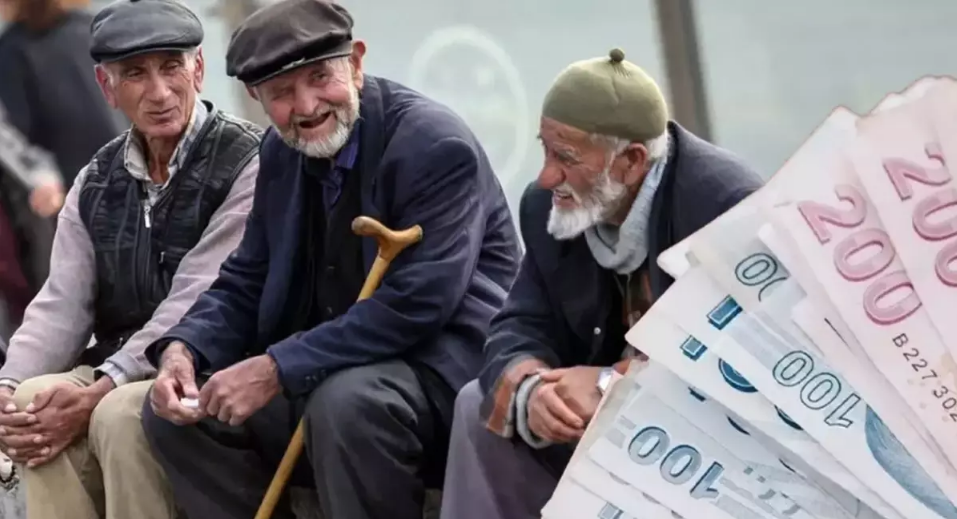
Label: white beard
xmin=547 ymin=166 xmax=627 ymax=241
xmin=278 ymin=84 xmax=360 ymax=158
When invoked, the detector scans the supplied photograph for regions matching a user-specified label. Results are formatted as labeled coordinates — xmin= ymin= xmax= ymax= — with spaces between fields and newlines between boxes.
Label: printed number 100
xmin=628 ymin=426 xmax=724 ymax=500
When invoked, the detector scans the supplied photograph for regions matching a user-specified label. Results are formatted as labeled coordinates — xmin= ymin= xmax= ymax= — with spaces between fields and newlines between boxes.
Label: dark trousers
xmin=438 ymin=380 xmax=569 ymax=519
xmin=141 ymin=359 xmax=455 ymax=519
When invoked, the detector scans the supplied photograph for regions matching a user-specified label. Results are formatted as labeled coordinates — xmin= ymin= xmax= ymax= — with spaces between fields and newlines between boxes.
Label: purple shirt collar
xmin=335 ymin=120 xmax=361 ymax=171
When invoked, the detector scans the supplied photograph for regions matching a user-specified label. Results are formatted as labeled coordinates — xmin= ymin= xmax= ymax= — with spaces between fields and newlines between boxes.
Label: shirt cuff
xmin=94 ymin=361 xmax=129 ymax=387
xmin=515 ymin=373 xmax=553 ymax=449
xmin=0 ymin=379 xmax=19 ymax=391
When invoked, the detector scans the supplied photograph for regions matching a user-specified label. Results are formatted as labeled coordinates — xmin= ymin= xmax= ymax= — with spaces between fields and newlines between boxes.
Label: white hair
xmin=589 ymin=130 xmax=669 ymax=166
xmin=545 ymin=131 xmax=670 ymax=240
xmin=258 ymin=56 xmax=361 ymax=159
xmin=98 ymin=47 xmax=201 ymax=86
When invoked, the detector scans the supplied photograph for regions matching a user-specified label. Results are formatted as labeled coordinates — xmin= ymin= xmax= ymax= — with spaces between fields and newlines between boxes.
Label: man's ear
xmin=245 ymin=85 xmax=260 ymax=101
xmin=349 ymin=40 xmax=367 ymax=90
xmin=94 ymin=65 xmax=119 ymax=109
xmin=192 ymin=48 xmax=206 ymax=93
xmin=619 ymin=142 xmax=650 ymax=187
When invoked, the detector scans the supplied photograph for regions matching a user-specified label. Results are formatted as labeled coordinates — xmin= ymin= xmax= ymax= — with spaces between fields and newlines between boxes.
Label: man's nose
xmin=145 ymin=75 xmax=173 ymax=102
xmin=537 ymin=163 xmax=564 ymax=190
xmin=292 ymin=89 xmax=321 ymax=118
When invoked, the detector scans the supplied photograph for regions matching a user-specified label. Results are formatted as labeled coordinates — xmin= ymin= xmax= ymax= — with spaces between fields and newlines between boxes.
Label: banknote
xmin=759 ymin=226 xmax=947 ymax=466
xmin=637 ymin=360 xmax=868 ymax=519
xmin=587 ymin=374 xmax=815 ymax=519
xmin=685 ymin=199 xmax=947 ymax=475
xmin=730 ymin=219 xmax=957 ymax=505
xmin=545 ymin=361 xmax=681 ymax=519
xmin=655 ymin=104 xmax=859 ymax=282
xmin=657 ymin=101 xmax=946 ymax=478
xmin=657 ymin=107 xmax=865 ymax=356
xmin=541 ymin=479 xmax=636 ymax=519
xmin=771 ymin=136 xmax=957 ymax=472
xmin=848 ymin=79 xmax=957 ymax=363
xmin=650 ymin=265 xmax=957 ymax=519
xmin=568 ymin=458 xmax=683 ymax=519
xmin=624 ymin=306 xmax=885 ymax=519
xmin=755 ymin=223 xmax=869 ymax=365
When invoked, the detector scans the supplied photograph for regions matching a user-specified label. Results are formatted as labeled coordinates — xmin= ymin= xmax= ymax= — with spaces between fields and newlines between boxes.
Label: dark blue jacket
xmin=478 ymin=122 xmax=765 ymax=435
xmin=148 ymin=76 xmax=522 ymax=398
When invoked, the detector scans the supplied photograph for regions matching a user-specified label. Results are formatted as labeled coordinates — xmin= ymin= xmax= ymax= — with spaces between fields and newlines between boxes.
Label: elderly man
xmin=139 ymin=1 xmax=521 ymax=518
xmin=438 ymin=49 xmax=765 ymax=519
xmin=0 ymin=0 xmax=262 ymax=518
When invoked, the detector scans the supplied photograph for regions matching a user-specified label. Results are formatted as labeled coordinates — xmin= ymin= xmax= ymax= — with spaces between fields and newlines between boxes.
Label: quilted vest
xmin=78 ymin=105 xmax=261 ymax=360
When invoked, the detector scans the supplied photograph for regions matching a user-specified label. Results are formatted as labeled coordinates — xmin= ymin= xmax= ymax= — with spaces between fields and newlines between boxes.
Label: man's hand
xmin=0 ymin=383 xmax=104 ymax=467
xmin=540 ymin=366 xmax=604 ymax=424
xmin=199 ymin=354 xmax=280 ymax=427
xmin=29 ymin=180 xmax=64 ymax=217
xmin=151 ymin=341 xmax=204 ymax=426
xmin=526 ymin=376 xmax=585 ymax=444
xmin=0 ymin=387 xmax=41 ymax=464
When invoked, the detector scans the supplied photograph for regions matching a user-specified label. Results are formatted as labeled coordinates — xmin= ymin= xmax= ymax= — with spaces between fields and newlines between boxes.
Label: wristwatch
xmin=596 ymin=367 xmax=614 ymax=396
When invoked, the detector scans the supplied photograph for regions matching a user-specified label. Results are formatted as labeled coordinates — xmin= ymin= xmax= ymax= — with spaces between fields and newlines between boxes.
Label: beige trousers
xmin=12 ymin=366 xmax=177 ymax=519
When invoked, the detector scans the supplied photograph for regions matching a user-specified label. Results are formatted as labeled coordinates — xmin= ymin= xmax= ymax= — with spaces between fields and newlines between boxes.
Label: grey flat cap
xmin=226 ymin=0 xmax=354 ymax=86
xmin=90 ymin=0 xmax=204 ymax=63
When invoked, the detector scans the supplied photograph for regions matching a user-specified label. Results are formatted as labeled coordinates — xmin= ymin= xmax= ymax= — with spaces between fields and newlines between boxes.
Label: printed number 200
xmin=797 ymin=184 xmax=921 ymax=326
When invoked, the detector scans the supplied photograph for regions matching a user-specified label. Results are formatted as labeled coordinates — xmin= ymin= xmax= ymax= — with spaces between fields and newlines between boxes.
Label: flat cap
xmin=226 ymin=0 xmax=354 ymax=86
xmin=542 ymin=48 xmax=669 ymax=143
xmin=90 ymin=0 xmax=203 ymax=63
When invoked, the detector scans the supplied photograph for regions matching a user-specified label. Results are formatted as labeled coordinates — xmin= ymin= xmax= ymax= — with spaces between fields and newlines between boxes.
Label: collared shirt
xmin=311 ymin=121 xmax=360 ymax=212
xmin=124 ymin=99 xmax=209 ymax=205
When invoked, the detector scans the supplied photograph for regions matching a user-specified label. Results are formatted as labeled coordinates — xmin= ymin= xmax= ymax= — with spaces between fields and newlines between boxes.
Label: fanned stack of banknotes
xmin=542 ymin=76 xmax=957 ymax=519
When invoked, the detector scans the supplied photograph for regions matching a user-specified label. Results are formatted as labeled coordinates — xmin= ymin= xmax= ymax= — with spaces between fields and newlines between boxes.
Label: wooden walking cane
xmin=254 ymin=216 xmax=423 ymax=519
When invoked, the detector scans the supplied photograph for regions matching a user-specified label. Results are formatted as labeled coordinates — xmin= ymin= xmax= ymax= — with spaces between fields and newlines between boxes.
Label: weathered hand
xmin=540 ymin=366 xmax=604 ymax=424
xmin=526 ymin=378 xmax=585 ymax=444
xmin=11 ymin=384 xmax=99 ymax=468
xmin=0 ymin=387 xmax=44 ymax=464
xmin=199 ymin=355 xmax=280 ymax=427
xmin=151 ymin=342 xmax=204 ymax=426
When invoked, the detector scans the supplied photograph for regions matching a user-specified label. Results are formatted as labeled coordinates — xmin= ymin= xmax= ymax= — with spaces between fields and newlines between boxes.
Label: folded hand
xmin=199 ymin=354 xmax=281 ymax=427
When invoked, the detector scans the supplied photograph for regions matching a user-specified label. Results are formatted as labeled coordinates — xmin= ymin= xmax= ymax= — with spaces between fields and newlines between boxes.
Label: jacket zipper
xmin=138 ymin=185 xmax=153 ymax=317
xmin=143 ymin=201 xmax=152 ymax=229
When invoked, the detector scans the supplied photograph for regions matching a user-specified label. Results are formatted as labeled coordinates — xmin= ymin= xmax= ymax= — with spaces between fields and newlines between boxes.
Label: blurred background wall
xmin=67 ymin=0 xmax=957 ymax=224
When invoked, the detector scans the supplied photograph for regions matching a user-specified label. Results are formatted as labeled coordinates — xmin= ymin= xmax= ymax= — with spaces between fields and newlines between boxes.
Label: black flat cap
xmin=226 ymin=0 xmax=354 ymax=86
xmin=90 ymin=0 xmax=204 ymax=63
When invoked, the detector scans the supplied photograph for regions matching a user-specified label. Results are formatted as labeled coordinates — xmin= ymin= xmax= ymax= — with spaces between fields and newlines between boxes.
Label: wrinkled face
xmin=252 ymin=42 xmax=366 ymax=158
xmin=537 ymin=117 xmax=648 ymax=240
xmin=96 ymin=49 xmax=204 ymax=140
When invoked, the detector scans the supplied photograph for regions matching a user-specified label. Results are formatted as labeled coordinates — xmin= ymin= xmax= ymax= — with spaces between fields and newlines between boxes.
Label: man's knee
xmin=88 ymin=381 xmax=152 ymax=455
xmin=139 ymin=389 xmax=173 ymax=447
xmin=305 ymin=365 xmax=382 ymax=429
xmin=453 ymin=379 xmax=484 ymax=429
xmin=303 ymin=362 xmax=420 ymax=444
xmin=13 ymin=372 xmax=77 ymax=409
